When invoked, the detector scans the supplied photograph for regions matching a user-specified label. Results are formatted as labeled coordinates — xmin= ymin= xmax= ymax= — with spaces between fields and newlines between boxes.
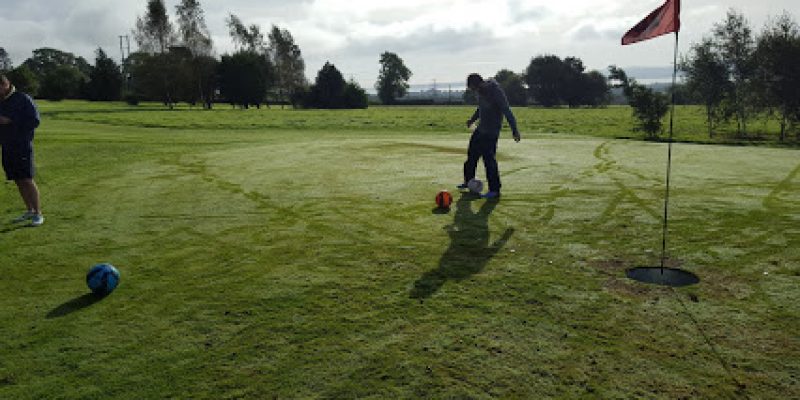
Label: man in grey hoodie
xmin=460 ymin=73 xmax=520 ymax=199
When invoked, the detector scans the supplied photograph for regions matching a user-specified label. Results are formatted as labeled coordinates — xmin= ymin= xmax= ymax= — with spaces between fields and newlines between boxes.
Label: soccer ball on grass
xmin=467 ymin=178 xmax=483 ymax=194
xmin=87 ymin=263 xmax=120 ymax=296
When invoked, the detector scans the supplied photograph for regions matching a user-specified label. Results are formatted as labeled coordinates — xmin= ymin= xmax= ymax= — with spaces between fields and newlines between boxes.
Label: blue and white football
xmin=86 ymin=263 xmax=120 ymax=295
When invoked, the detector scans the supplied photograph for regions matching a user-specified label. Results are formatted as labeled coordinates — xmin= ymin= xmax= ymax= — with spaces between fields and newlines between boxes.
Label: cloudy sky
xmin=1 ymin=0 xmax=796 ymax=88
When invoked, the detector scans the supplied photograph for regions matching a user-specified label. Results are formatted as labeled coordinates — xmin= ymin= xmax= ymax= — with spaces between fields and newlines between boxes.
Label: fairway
xmin=1 ymin=104 xmax=798 ymax=399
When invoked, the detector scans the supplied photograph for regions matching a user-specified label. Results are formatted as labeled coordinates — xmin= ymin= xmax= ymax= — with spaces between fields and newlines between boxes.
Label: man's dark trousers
xmin=463 ymin=129 xmax=501 ymax=192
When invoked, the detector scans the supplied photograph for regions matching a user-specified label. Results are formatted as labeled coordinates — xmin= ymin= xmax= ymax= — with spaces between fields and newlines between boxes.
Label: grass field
xmin=1 ymin=102 xmax=798 ymax=399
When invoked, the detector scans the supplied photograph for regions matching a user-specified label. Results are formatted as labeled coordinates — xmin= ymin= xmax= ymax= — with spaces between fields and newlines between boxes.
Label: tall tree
xmin=128 ymin=52 xmax=172 ymax=105
xmin=303 ymin=64 xmax=366 ymax=109
xmin=192 ymin=55 xmax=219 ymax=109
xmin=268 ymin=25 xmax=307 ymax=108
xmin=525 ymin=55 xmax=564 ymax=107
xmin=175 ymin=0 xmax=216 ymax=108
xmin=218 ymin=51 xmax=273 ymax=108
xmin=375 ymin=52 xmax=412 ymax=105
xmin=227 ymin=14 xmax=265 ymax=52
xmin=754 ymin=12 xmax=800 ymax=141
xmin=306 ymin=62 xmax=347 ymax=109
xmin=127 ymin=48 xmax=195 ymax=108
xmin=133 ymin=0 xmax=177 ymax=54
xmin=22 ymin=47 xmax=90 ymax=79
xmin=713 ymin=9 xmax=756 ymax=137
xmin=87 ymin=48 xmax=123 ymax=101
xmin=561 ymin=57 xmax=586 ymax=108
xmin=22 ymin=48 xmax=89 ymax=99
xmin=313 ymin=62 xmax=346 ymax=109
xmin=580 ymin=70 xmax=610 ymax=107
xmin=131 ymin=1 xmax=183 ymax=107
xmin=682 ymin=38 xmax=729 ymax=137
xmin=527 ymin=55 xmax=608 ymax=107
xmin=165 ymin=46 xmax=198 ymax=106
xmin=224 ymin=15 xmax=274 ymax=107
xmin=39 ymin=65 xmax=86 ymax=101
xmin=175 ymin=0 xmax=213 ymax=56
xmin=0 ymin=47 xmax=11 ymax=71
xmin=493 ymin=69 xmax=527 ymax=106
xmin=343 ymin=80 xmax=368 ymax=109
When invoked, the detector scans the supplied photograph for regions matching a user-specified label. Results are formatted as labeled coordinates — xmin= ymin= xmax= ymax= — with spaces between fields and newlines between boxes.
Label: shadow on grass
xmin=412 ymin=193 xmax=514 ymax=299
xmin=46 ymin=293 xmax=106 ymax=319
xmin=674 ymin=291 xmax=750 ymax=397
xmin=0 ymin=224 xmax=31 ymax=234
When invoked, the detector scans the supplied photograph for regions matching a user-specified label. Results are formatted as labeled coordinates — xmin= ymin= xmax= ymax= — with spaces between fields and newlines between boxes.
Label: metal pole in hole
xmin=660 ymin=31 xmax=680 ymax=274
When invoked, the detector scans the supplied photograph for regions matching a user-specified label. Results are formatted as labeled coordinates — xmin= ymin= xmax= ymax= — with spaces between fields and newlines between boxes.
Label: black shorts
xmin=2 ymin=142 xmax=35 ymax=180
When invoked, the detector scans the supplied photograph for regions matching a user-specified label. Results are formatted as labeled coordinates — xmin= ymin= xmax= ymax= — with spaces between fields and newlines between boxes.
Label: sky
xmin=1 ymin=0 xmax=797 ymax=89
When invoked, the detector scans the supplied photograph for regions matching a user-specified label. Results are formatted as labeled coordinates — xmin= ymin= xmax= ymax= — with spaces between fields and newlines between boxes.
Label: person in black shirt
xmin=0 ymin=73 xmax=43 ymax=226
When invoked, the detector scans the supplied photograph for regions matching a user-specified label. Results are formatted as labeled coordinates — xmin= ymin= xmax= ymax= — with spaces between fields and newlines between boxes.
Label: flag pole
xmin=624 ymin=1 xmax=698 ymax=287
xmin=660 ymin=31 xmax=679 ymax=273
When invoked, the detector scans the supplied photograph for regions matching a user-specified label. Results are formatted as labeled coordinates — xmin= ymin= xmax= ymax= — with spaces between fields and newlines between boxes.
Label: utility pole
xmin=119 ymin=35 xmax=131 ymax=92
xmin=448 ymin=84 xmax=452 ymax=105
xmin=118 ymin=35 xmax=127 ymax=62
xmin=118 ymin=35 xmax=131 ymax=62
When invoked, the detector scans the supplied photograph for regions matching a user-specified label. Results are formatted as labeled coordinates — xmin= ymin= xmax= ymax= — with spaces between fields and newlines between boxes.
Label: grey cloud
xmin=571 ymin=24 xmax=621 ymax=42
xmin=364 ymin=7 xmax=427 ymax=26
xmin=2 ymin=1 xmax=136 ymax=62
xmin=202 ymin=0 xmax=314 ymax=27
xmin=0 ymin=20 xmax=49 ymax=64
xmin=344 ymin=25 xmax=498 ymax=58
xmin=508 ymin=0 xmax=550 ymax=24
xmin=0 ymin=0 xmax=316 ymax=62
xmin=302 ymin=25 xmax=525 ymax=88
xmin=61 ymin=8 xmax=129 ymax=46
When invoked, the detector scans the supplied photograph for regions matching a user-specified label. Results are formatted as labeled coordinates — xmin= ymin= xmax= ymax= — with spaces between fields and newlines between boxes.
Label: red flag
xmin=622 ymin=0 xmax=680 ymax=45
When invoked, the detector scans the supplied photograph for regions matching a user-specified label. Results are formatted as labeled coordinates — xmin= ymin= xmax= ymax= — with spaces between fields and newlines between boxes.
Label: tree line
xmin=682 ymin=9 xmax=800 ymax=141
xmin=0 ymin=0 xmax=369 ymax=110
xmin=476 ymin=8 xmax=799 ymax=141
xmin=127 ymin=0 xmax=368 ymax=109
xmin=0 ymin=2 xmax=797 ymax=139
xmin=603 ymin=9 xmax=800 ymax=141
xmin=0 ymin=0 xmax=623 ymax=110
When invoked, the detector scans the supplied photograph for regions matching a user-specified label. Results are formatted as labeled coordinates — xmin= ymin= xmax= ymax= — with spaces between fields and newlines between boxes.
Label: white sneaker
xmin=12 ymin=211 xmax=35 ymax=223
xmin=30 ymin=214 xmax=44 ymax=227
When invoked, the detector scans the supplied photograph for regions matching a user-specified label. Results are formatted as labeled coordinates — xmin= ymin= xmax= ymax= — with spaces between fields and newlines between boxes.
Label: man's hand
xmin=513 ymin=131 xmax=521 ymax=143
xmin=0 ymin=116 xmax=11 ymax=125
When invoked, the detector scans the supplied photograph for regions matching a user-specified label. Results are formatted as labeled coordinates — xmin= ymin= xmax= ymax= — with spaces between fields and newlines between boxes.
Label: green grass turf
xmin=40 ymin=101 xmax=797 ymax=145
xmin=0 ymin=102 xmax=798 ymax=399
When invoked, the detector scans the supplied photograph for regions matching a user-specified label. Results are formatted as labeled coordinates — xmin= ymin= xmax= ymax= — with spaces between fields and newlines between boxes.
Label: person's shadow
xmin=412 ymin=194 xmax=514 ymax=299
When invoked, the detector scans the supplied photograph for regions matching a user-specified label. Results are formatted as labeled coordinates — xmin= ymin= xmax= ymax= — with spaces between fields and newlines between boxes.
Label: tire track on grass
xmin=168 ymin=155 xmax=403 ymax=257
xmin=503 ymin=141 xmax=663 ymax=228
xmin=168 ymin=155 xmax=305 ymax=222
xmin=762 ymin=161 xmax=800 ymax=211
xmin=592 ymin=141 xmax=661 ymax=225
xmin=593 ymin=141 xmax=663 ymax=184
xmin=740 ymin=160 xmax=800 ymax=254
